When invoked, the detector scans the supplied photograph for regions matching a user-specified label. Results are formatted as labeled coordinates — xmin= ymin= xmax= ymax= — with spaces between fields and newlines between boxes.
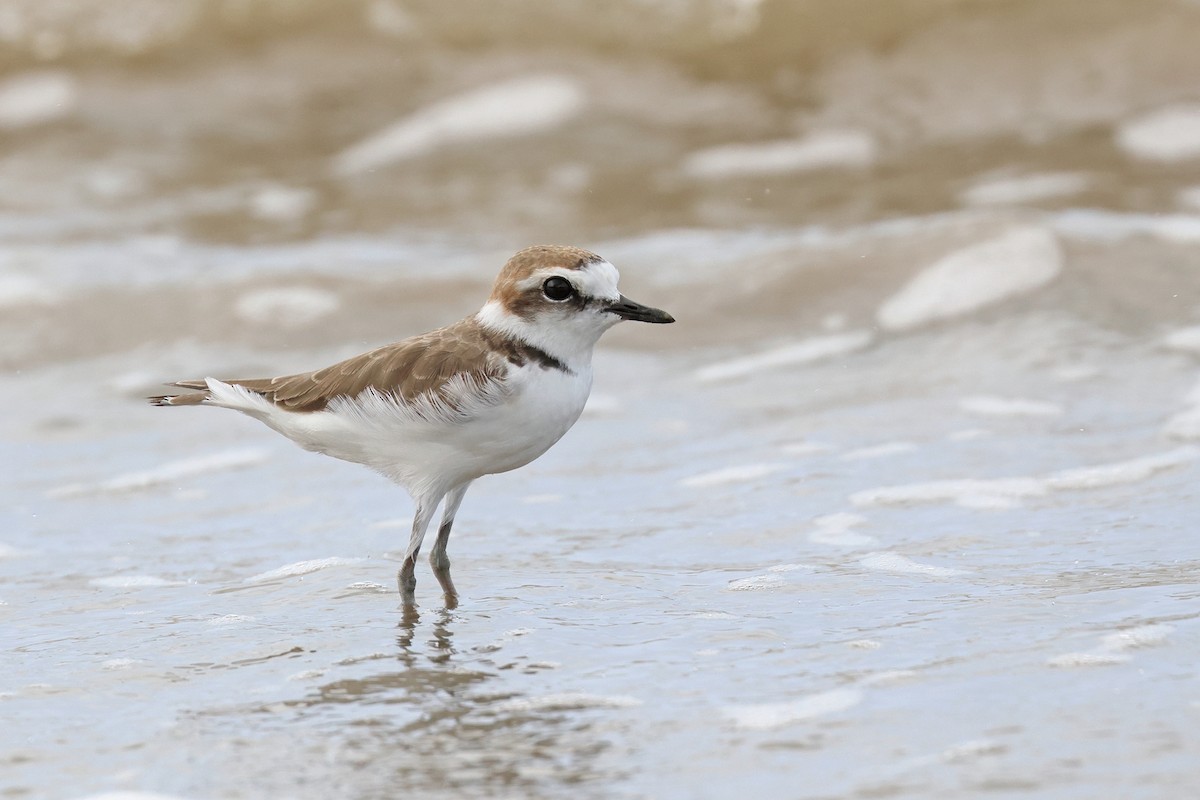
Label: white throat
xmin=475 ymin=301 xmax=612 ymax=369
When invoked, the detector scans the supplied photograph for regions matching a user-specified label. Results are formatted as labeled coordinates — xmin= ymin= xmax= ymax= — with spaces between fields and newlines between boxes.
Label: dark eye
xmin=542 ymin=276 xmax=575 ymax=301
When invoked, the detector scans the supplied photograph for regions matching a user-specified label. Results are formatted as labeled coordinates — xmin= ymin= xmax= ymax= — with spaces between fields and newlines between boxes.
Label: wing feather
xmin=181 ymin=319 xmax=508 ymax=414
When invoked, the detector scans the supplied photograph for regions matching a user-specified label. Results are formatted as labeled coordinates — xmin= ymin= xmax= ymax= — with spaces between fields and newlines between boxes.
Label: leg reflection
xmin=395 ymin=604 xmax=456 ymax=664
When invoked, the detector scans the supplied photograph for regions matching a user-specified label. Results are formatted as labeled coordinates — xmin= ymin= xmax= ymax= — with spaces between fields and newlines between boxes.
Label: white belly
xmin=250 ymin=364 xmax=593 ymax=494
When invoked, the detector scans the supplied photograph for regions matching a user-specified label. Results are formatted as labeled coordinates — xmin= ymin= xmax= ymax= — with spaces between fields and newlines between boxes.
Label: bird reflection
xmin=395 ymin=603 xmax=456 ymax=665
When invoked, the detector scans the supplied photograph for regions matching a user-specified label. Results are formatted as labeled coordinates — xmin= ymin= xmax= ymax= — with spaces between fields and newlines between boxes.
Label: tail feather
xmin=148 ymin=391 xmax=209 ymax=406
xmin=149 ymin=377 xmax=213 ymax=406
xmin=149 ymin=378 xmax=278 ymax=418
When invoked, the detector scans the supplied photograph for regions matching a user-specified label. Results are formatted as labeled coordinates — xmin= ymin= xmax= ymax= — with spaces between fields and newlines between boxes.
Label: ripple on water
xmin=726 ymin=574 xmax=785 ymax=591
xmin=722 ymin=688 xmax=864 ymax=731
xmin=244 ymin=557 xmax=365 ymax=583
xmin=859 ymin=552 xmax=967 ymax=578
xmin=851 ymin=446 xmax=1199 ymax=508
xmin=678 ymin=462 xmax=787 ymax=488
xmin=694 ymin=331 xmax=873 ymax=383
xmin=876 ymin=227 xmax=1062 ymax=331
xmin=88 ymin=576 xmax=185 ymax=588
xmin=959 ymin=396 xmax=1063 ymax=417
xmin=332 ymin=74 xmax=586 ymax=175
xmin=49 ymin=448 xmax=270 ymax=497
xmin=490 ymin=692 xmax=642 ymax=713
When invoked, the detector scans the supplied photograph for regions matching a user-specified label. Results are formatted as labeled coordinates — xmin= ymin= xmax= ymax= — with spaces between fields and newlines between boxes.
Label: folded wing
xmin=152 ymin=320 xmax=507 ymax=413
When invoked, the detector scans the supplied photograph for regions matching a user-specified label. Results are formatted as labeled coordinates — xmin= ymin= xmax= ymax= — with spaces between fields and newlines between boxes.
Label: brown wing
xmin=171 ymin=319 xmax=506 ymax=413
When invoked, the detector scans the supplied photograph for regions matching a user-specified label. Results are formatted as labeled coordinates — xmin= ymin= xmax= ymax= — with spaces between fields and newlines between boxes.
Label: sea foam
xmin=723 ymin=688 xmax=863 ymax=730
xmin=852 ymin=447 xmax=1199 ymax=508
xmin=695 ymin=331 xmax=873 ymax=382
xmin=333 ymin=75 xmax=585 ymax=174
xmin=50 ymin=448 xmax=270 ymax=497
xmin=877 ymin=227 xmax=1062 ymax=331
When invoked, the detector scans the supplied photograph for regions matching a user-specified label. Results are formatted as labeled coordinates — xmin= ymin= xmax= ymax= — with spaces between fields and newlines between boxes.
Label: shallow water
xmin=5 ymin=2 xmax=1200 ymax=798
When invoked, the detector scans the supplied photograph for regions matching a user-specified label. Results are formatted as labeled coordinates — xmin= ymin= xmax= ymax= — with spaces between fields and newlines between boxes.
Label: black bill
xmin=607 ymin=295 xmax=675 ymax=324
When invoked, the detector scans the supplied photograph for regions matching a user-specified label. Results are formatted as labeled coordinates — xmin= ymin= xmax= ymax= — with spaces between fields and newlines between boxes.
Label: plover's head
xmin=477 ymin=245 xmax=673 ymax=360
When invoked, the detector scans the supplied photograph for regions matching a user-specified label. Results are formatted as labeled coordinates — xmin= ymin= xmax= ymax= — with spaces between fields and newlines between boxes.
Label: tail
xmin=150 ymin=378 xmax=280 ymax=426
xmin=149 ymin=379 xmax=210 ymax=406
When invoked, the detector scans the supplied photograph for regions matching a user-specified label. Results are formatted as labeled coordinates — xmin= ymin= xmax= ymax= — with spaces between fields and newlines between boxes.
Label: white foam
xmin=1051 ymin=209 xmax=1200 ymax=243
xmin=0 ymin=70 xmax=77 ymax=129
xmin=491 ymin=693 xmax=641 ymax=712
xmin=961 ymin=172 xmax=1089 ymax=206
xmin=51 ymin=448 xmax=270 ymax=497
xmin=727 ymin=574 xmax=785 ymax=591
xmin=695 ymin=331 xmax=873 ymax=382
xmin=344 ymin=581 xmax=388 ymax=593
xmin=70 ymin=794 xmax=194 ymax=800
xmin=839 ymin=441 xmax=916 ymax=461
xmin=365 ymin=0 xmax=417 ymax=37
xmin=859 ymin=552 xmax=966 ymax=577
xmin=245 ymin=557 xmax=365 ymax=583
xmin=1047 ymin=652 xmax=1130 ymax=668
xmin=959 ymin=395 xmax=1063 ymax=417
xmin=860 ymin=669 xmax=918 ymax=686
xmin=332 ymin=74 xmax=585 ymax=175
xmin=847 ymin=639 xmax=882 ymax=650
xmin=723 ymin=688 xmax=863 ymax=730
xmin=1101 ymin=623 xmax=1173 ymax=652
xmin=678 ymin=462 xmax=786 ymax=488
xmin=1049 ymin=623 xmax=1172 ymax=669
xmin=939 ymin=739 xmax=1006 ymax=763
xmin=248 ymin=185 xmax=317 ymax=222
xmin=853 ymin=447 xmax=1199 ymax=508
xmin=767 ymin=563 xmax=814 ymax=573
xmin=1116 ymin=104 xmax=1200 ymax=162
xmin=809 ymin=512 xmax=876 ymax=547
xmin=1162 ymin=326 xmax=1200 ymax=354
xmin=206 ymin=614 xmax=257 ymax=625
xmin=877 ymin=227 xmax=1062 ymax=331
xmin=1045 ymin=448 xmax=1200 ymax=490
xmin=852 ymin=477 xmax=1046 ymax=508
xmin=0 ymin=273 xmax=59 ymax=308
xmin=235 ymin=287 xmax=340 ymax=326
xmin=781 ymin=440 xmax=835 ymax=456
xmin=89 ymin=576 xmax=182 ymax=588
xmin=682 ymin=129 xmax=876 ymax=180
xmin=102 ymin=659 xmax=141 ymax=670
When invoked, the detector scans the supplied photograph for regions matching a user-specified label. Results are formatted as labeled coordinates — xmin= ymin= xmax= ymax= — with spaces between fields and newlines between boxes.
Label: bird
xmin=150 ymin=245 xmax=674 ymax=606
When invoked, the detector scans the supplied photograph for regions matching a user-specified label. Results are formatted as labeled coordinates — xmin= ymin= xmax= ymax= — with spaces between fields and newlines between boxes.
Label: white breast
xmin=455 ymin=362 xmax=593 ymax=476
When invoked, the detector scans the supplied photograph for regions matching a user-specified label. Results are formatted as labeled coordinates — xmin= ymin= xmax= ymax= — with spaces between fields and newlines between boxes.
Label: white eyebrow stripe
xmin=516 ymin=260 xmax=622 ymax=301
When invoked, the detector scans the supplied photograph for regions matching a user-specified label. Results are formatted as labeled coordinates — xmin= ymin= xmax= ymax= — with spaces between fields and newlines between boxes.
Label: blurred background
xmin=2 ymin=0 xmax=1200 ymax=363
xmin=5 ymin=2 xmax=1200 ymax=799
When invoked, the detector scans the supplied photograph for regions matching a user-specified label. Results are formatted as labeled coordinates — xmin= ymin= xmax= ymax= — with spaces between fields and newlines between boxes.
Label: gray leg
xmin=399 ymin=495 xmax=440 ymax=606
xmin=430 ymin=482 xmax=471 ymax=607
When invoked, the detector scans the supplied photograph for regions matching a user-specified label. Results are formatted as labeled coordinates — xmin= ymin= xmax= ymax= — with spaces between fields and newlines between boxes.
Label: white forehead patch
xmin=571 ymin=260 xmax=621 ymax=301
xmin=517 ymin=259 xmax=622 ymax=302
